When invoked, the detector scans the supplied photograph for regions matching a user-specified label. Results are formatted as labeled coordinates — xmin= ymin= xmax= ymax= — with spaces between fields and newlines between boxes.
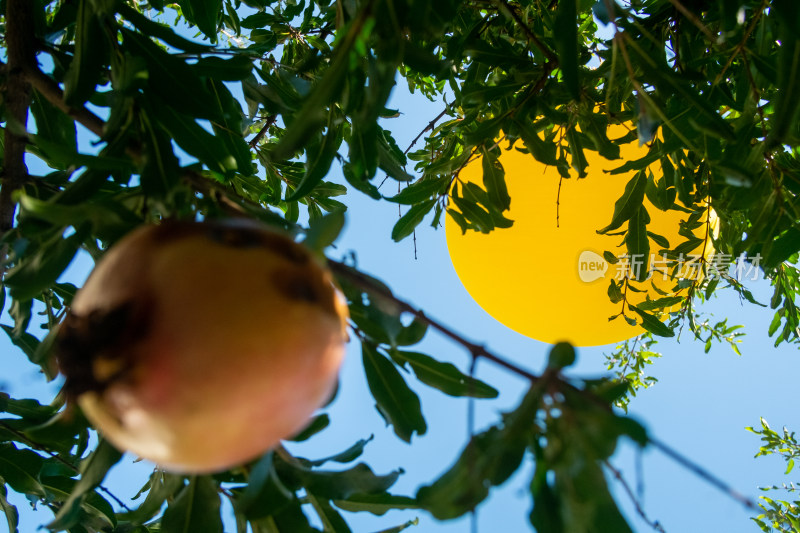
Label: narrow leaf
xmin=629 ymin=306 xmax=674 ymax=337
xmin=392 ymin=350 xmax=498 ymax=398
xmin=481 ymin=147 xmax=511 ymax=211
xmin=555 ymin=0 xmax=579 ymax=98
xmin=161 ymin=476 xmax=223 ymax=533
xmin=362 ymin=344 xmax=427 ymax=442
xmin=391 ymin=199 xmax=436 ymax=242
xmin=597 ymin=170 xmax=647 ymax=234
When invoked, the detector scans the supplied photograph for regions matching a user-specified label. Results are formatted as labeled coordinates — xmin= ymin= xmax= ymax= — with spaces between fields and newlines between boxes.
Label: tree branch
xmin=23 ymin=65 xmax=106 ymax=138
xmin=649 ymin=437 xmax=758 ymax=511
xmin=404 ymin=107 xmax=450 ymax=155
xmin=327 ymin=257 xmax=760 ymax=513
xmin=605 ymin=460 xmax=666 ymax=532
xmin=248 ymin=115 xmax=277 ymax=149
xmin=1 ymin=0 xmax=37 ymax=235
xmin=328 ymin=258 xmax=541 ymax=382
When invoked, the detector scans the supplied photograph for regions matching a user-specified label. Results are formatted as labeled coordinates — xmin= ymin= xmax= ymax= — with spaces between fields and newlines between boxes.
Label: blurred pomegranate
xmin=56 ymin=219 xmax=348 ymax=473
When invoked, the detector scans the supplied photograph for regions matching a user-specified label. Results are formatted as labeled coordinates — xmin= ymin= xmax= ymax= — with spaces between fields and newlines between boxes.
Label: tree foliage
xmin=1 ymin=0 xmax=799 ymax=531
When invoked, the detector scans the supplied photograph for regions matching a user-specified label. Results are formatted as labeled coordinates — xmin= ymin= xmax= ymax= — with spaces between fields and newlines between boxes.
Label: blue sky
xmin=4 ymin=48 xmax=799 ymax=533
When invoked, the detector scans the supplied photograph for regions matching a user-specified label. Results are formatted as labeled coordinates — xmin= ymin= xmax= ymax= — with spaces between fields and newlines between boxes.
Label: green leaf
xmin=333 ymin=492 xmax=419 ymax=516
xmin=767 ymin=0 xmax=800 ymax=147
xmin=625 ymin=205 xmax=651 ymax=281
xmin=177 ymin=0 xmax=222 ymax=41
xmin=208 ymin=79 xmax=253 ymax=175
xmin=607 ymin=279 xmax=623 ymax=304
xmin=385 ymin=178 xmax=447 ymax=204
xmin=41 ymin=476 xmax=117 ymax=529
xmin=629 ymin=47 xmax=735 ymax=140
xmin=630 ymin=306 xmax=674 ymax=337
xmin=555 ymin=0 xmax=579 ymax=98
xmin=515 ymin=121 xmax=558 ymax=166
xmin=161 ymin=476 xmax=223 ymax=533
xmin=645 ymin=171 xmax=676 ymax=211
xmin=30 ymin=90 xmax=77 ymax=162
xmin=547 ymin=342 xmax=576 ymax=369
xmin=306 ymin=437 xmax=373 ymax=467
xmin=391 ymin=199 xmax=436 ymax=242
xmin=305 ymin=211 xmax=346 ymax=251
xmin=0 ymin=444 xmax=45 ymax=497
xmin=597 ymin=170 xmax=647 ymax=234
xmin=121 ymin=28 xmax=221 ymax=120
xmin=63 ymin=0 xmax=109 ymax=106
xmin=1 ymin=325 xmax=41 ymax=364
xmin=277 ymin=458 xmax=401 ymax=501
xmin=31 ymin=136 xmax=133 ymax=174
xmin=765 ymin=227 xmax=800 ymax=268
xmin=235 ymin=453 xmax=293 ymax=520
xmin=635 ymin=296 xmax=683 ymax=311
xmin=0 ymin=482 xmax=19 ymax=533
xmin=349 ymin=121 xmax=380 ymax=184
xmin=580 ymin=112 xmax=620 ymax=160
xmin=0 ymin=393 xmax=55 ymax=422
xmin=481 ymin=147 xmax=511 ymax=211
xmin=287 ymin=114 xmax=341 ymax=201
xmin=307 ymin=494 xmax=352 ymax=533
xmin=271 ymin=13 xmax=361 ymax=160
xmin=149 ymin=99 xmax=237 ymax=174
xmin=417 ymin=385 xmax=541 ymax=519
xmin=392 ymin=350 xmax=499 ymax=398
xmin=371 ymin=519 xmax=420 ymax=533
xmin=451 ymin=195 xmax=494 ymax=233
xmin=192 ymin=55 xmax=254 ymax=81
xmin=118 ymin=472 xmax=184 ymax=526
xmin=140 ymin=112 xmax=181 ymax=197
xmin=4 ymin=228 xmax=88 ymax=301
xmin=361 ymin=344 xmax=427 ymax=442
xmin=343 ymin=161 xmax=382 ymax=199
xmin=394 ymin=317 xmax=428 ymax=346
xmin=47 ymin=439 xmax=122 ymax=531
xmin=117 ymin=2 xmax=212 ymax=52
xmin=566 ymin=127 xmax=589 ymax=177
xmin=377 ymin=137 xmax=414 ymax=182
xmin=290 ymin=414 xmax=330 ymax=442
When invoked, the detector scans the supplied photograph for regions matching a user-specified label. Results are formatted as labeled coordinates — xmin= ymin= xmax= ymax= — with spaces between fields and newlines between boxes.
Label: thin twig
xmin=491 ymin=0 xmax=557 ymax=64
xmin=248 ymin=115 xmax=277 ymax=149
xmin=605 ymin=460 xmax=666 ymax=532
xmin=404 ymin=107 xmax=449 ymax=155
xmin=649 ymin=437 xmax=758 ymax=510
xmin=711 ymin=0 xmax=768 ymax=87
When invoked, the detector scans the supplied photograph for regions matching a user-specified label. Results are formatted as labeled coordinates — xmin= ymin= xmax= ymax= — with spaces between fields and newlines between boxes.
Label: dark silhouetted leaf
xmin=597 ymin=170 xmax=647 ymax=234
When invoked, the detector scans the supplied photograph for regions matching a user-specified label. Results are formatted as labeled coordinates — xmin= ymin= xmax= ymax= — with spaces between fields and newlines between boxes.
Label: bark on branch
xmin=1 ymin=0 xmax=37 ymax=235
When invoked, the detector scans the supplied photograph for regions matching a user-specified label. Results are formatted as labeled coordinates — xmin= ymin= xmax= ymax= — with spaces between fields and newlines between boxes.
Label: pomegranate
xmin=55 ymin=219 xmax=349 ymax=473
